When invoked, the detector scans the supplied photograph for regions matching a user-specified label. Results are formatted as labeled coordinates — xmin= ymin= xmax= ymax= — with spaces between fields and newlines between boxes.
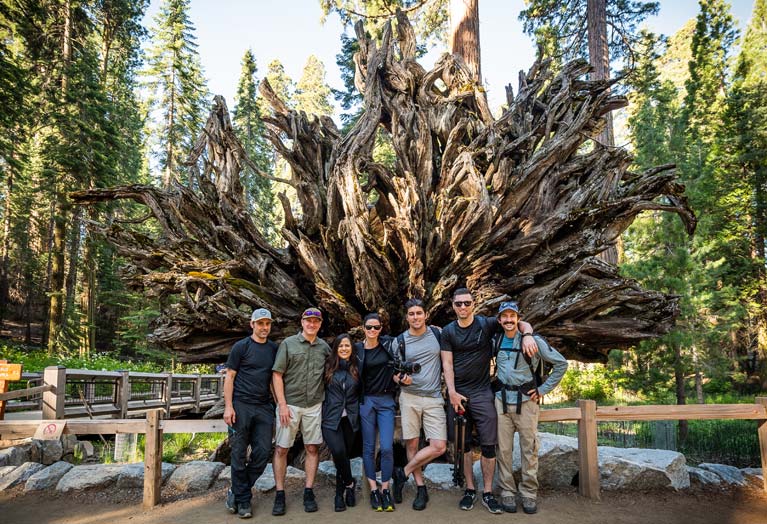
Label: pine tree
xmin=232 ymin=49 xmax=279 ymax=244
xmin=144 ymin=0 xmax=210 ymax=188
xmin=295 ymin=55 xmax=334 ymax=117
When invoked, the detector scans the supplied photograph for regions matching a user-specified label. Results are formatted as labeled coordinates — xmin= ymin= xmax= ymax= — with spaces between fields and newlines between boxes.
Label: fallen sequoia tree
xmin=71 ymin=13 xmax=695 ymax=363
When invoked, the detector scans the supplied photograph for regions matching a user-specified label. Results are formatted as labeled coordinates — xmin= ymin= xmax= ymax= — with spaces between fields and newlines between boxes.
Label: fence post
xmin=163 ymin=374 xmax=172 ymax=416
xmin=194 ymin=374 xmax=202 ymax=413
xmin=143 ymin=409 xmax=163 ymax=508
xmin=577 ymin=399 xmax=600 ymax=500
xmin=117 ymin=370 xmax=130 ymax=419
xmin=42 ymin=366 xmax=66 ymax=420
xmin=757 ymin=397 xmax=767 ymax=493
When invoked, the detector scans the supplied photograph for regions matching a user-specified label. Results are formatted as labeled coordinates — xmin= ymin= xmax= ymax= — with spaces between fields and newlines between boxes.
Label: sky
xmin=143 ymin=0 xmax=757 ymax=118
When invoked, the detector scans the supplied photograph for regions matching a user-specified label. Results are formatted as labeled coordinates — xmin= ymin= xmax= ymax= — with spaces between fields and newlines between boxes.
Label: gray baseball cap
xmin=251 ymin=308 xmax=272 ymax=321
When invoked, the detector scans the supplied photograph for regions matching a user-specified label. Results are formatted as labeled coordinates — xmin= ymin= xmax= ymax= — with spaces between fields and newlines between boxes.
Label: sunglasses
xmin=453 ymin=301 xmax=473 ymax=307
xmin=303 ymin=310 xmax=322 ymax=319
xmin=364 ymin=324 xmax=382 ymax=331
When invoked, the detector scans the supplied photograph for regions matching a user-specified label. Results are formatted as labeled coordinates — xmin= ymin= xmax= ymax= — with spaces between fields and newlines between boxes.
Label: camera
xmin=393 ymin=361 xmax=421 ymax=375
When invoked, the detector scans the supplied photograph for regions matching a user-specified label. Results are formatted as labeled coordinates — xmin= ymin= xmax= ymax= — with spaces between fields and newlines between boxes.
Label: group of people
xmin=222 ymin=288 xmax=568 ymax=519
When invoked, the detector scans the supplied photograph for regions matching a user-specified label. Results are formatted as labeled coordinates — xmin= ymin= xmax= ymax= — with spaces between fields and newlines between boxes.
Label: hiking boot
xmin=412 ymin=485 xmax=429 ymax=511
xmin=381 ymin=489 xmax=395 ymax=511
xmin=237 ymin=502 xmax=253 ymax=519
xmin=335 ymin=493 xmax=346 ymax=512
xmin=521 ymin=497 xmax=538 ymax=514
xmin=482 ymin=493 xmax=503 ymax=515
xmin=303 ymin=488 xmax=318 ymax=513
xmin=459 ymin=489 xmax=476 ymax=510
xmin=225 ymin=489 xmax=237 ymax=514
xmin=501 ymin=495 xmax=517 ymax=513
xmin=272 ymin=491 xmax=286 ymax=516
xmin=392 ymin=466 xmax=407 ymax=503
xmin=370 ymin=489 xmax=383 ymax=512
xmin=345 ymin=480 xmax=356 ymax=507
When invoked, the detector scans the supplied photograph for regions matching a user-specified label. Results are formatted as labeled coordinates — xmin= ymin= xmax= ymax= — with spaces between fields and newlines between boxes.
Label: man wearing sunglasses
xmin=271 ymin=307 xmax=331 ymax=515
xmin=441 ymin=288 xmax=537 ymax=514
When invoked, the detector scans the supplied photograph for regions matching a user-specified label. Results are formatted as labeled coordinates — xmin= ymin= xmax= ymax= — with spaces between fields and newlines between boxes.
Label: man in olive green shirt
xmin=271 ymin=307 xmax=331 ymax=515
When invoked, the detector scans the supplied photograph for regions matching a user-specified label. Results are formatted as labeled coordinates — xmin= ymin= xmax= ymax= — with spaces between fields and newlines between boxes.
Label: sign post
xmin=0 ymin=360 xmax=23 ymax=420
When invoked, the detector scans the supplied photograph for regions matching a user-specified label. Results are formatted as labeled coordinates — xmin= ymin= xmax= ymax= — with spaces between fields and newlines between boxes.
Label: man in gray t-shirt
xmin=390 ymin=298 xmax=447 ymax=511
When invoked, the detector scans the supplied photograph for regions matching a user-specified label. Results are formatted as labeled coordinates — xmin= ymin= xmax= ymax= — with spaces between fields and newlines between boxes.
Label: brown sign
xmin=0 ymin=363 xmax=22 ymax=381
xmin=34 ymin=420 xmax=67 ymax=440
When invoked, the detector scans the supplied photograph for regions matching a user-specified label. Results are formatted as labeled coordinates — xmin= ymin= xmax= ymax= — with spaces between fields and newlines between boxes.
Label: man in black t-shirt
xmin=441 ymin=288 xmax=537 ymax=515
xmin=223 ymin=308 xmax=278 ymax=519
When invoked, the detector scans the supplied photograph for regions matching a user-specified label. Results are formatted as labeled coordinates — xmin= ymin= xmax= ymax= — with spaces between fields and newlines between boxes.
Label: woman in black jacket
xmin=322 ymin=333 xmax=361 ymax=512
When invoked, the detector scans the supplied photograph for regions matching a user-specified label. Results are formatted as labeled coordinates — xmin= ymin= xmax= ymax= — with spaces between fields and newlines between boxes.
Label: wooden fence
xmin=0 ymin=398 xmax=765 ymax=508
xmin=2 ymin=366 xmax=223 ymax=419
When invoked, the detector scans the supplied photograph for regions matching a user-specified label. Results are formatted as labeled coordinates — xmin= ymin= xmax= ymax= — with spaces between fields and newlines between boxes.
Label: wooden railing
xmin=0 ymin=398 xmax=765 ymax=508
xmin=4 ymin=366 xmax=223 ymax=419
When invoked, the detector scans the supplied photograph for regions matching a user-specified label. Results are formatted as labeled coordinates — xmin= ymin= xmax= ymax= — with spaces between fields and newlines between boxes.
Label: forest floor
xmin=2 ymin=483 xmax=767 ymax=524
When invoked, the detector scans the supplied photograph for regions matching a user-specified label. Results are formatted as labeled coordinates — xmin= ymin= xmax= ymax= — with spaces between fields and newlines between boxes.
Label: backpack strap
xmin=429 ymin=325 xmax=441 ymax=345
xmin=397 ymin=333 xmax=406 ymax=361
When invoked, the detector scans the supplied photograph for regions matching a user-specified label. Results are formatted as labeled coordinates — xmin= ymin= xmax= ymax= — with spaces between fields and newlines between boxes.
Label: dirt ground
xmin=2 ymin=483 xmax=767 ymax=524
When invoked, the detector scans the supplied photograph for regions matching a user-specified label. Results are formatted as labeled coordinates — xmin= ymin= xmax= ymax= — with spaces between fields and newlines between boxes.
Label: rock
xmin=473 ymin=432 xmax=580 ymax=490
xmin=0 ymin=462 xmax=46 ymax=490
xmin=0 ymin=442 xmax=40 ymax=467
xmin=56 ymin=464 xmax=123 ymax=492
xmin=423 ymin=463 xmax=459 ymax=490
xmin=217 ymin=466 xmax=231 ymax=481
xmin=688 ymin=466 xmax=722 ymax=486
xmin=167 ymin=461 xmax=225 ymax=492
xmin=116 ymin=462 xmax=176 ymax=489
xmin=598 ymin=446 xmax=689 ymax=490
xmin=698 ymin=463 xmax=746 ymax=486
xmin=36 ymin=439 xmax=64 ymax=465
xmin=25 ymin=461 xmax=74 ymax=491
xmin=74 ymin=441 xmax=95 ymax=460
xmin=253 ymin=464 xmax=306 ymax=492
xmin=317 ymin=458 xmax=364 ymax=484
xmin=61 ymin=435 xmax=79 ymax=456
xmin=0 ymin=466 xmax=17 ymax=479
xmin=740 ymin=467 xmax=763 ymax=483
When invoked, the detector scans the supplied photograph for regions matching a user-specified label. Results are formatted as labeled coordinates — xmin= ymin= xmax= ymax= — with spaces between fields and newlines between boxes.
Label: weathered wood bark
xmin=72 ymin=13 xmax=695 ymax=363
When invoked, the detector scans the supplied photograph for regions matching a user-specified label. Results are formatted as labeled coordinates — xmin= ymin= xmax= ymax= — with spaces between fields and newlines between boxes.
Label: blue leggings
xmin=360 ymin=394 xmax=396 ymax=482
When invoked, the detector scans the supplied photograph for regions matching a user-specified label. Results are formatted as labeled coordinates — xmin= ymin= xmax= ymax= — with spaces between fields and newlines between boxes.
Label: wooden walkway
xmin=3 ymin=366 xmax=222 ymax=419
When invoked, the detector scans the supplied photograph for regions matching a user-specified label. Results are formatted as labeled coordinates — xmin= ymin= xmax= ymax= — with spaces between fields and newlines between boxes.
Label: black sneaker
xmin=237 ymin=502 xmax=253 ymax=519
xmin=335 ymin=493 xmax=346 ymax=512
xmin=370 ymin=489 xmax=383 ymax=512
xmin=272 ymin=491 xmax=286 ymax=516
xmin=303 ymin=488 xmax=318 ymax=513
xmin=225 ymin=489 xmax=237 ymax=514
xmin=345 ymin=480 xmax=356 ymax=507
xmin=482 ymin=493 xmax=503 ymax=515
xmin=412 ymin=485 xmax=429 ymax=511
xmin=459 ymin=489 xmax=476 ymax=510
xmin=382 ymin=489 xmax=395 ymax=511
xmin=392 ymin=467 xmax=407 ymax=503
xmin=521 ymin=497 xmax=538 ymax=514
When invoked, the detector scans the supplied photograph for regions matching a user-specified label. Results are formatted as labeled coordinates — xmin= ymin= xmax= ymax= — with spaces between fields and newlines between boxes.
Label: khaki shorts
xmin=399 ymin=390 xmax=447 ymax=441
xmin=274 ymin=402 xmax=323 ymax=448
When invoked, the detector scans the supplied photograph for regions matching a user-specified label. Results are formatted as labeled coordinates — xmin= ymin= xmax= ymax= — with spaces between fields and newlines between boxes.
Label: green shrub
xmin=559 ymin=365 xmax=615 ymax=402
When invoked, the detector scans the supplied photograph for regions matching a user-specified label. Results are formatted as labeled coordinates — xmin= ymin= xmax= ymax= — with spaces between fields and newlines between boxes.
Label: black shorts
xmin=446 ymin=386 xmax=498 ymax=447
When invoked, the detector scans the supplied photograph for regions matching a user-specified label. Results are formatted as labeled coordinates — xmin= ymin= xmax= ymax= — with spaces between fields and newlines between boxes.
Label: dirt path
xmin=2 ymin=484 xmax=767 ymax=524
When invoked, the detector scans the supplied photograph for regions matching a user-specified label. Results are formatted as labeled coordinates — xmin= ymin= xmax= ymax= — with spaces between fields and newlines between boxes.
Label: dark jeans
xmin=322 ymin=416 xmax=356 ymax=486
xmin=359 ymin=393 xmax=396 ymax=482
xmin=230 ymin=400 xmax=274 ymax=504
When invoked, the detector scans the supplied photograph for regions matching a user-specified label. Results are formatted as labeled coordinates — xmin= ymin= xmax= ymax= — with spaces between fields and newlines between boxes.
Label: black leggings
xmin=322 ymin=417 xmax=356 ymax=486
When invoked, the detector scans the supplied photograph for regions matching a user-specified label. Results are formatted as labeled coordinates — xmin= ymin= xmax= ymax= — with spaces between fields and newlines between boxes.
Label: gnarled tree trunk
xmin=71 ymin=13 xmax=695 ymax=363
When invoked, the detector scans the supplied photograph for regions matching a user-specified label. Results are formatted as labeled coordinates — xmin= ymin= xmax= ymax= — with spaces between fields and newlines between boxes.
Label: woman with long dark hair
xmin=322 ymin=333 xmax=361 ymax=512
xmin=356 ymin=313 xmax=399 ymax=512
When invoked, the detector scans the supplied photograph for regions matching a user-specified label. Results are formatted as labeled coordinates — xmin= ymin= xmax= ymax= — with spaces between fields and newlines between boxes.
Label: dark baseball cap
xmin=497 ymin=301 xmax=520 ymax=316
